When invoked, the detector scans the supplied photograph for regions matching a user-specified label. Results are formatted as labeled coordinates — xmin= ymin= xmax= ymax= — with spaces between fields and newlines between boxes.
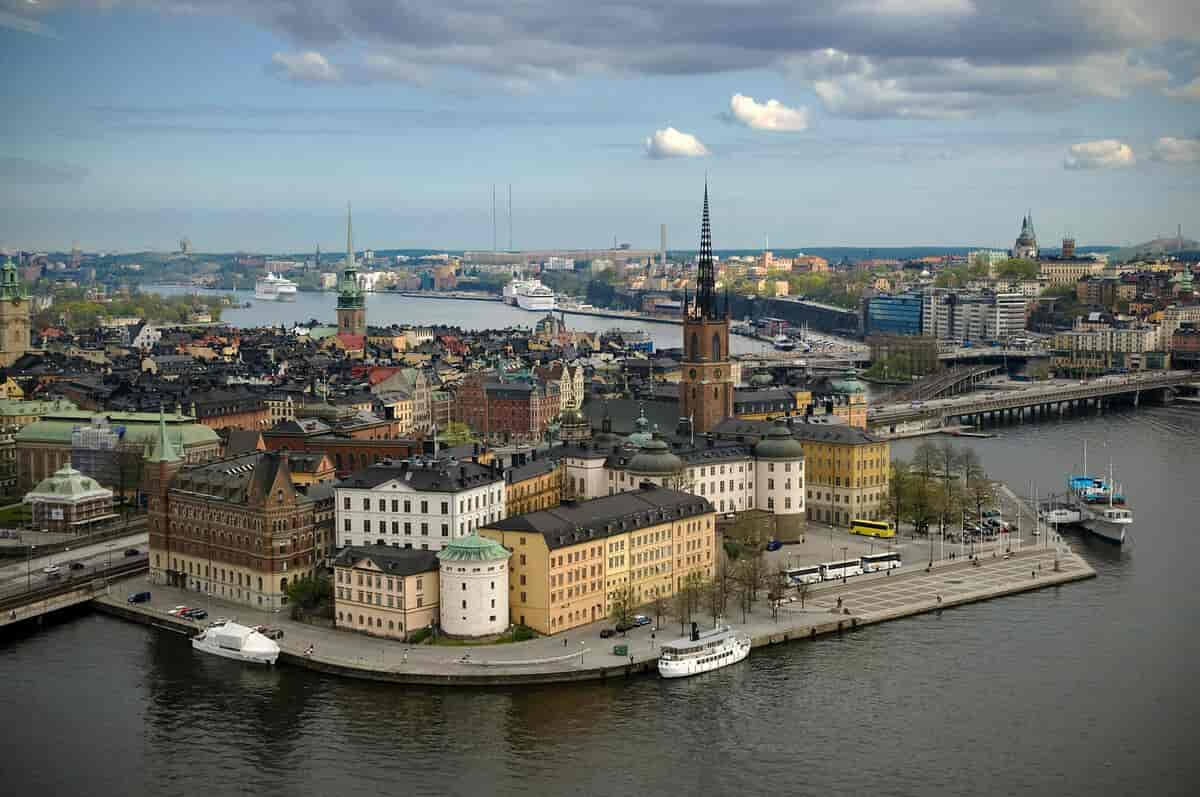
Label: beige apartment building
xmin=333 ymin=546 xmax=440 ymax=640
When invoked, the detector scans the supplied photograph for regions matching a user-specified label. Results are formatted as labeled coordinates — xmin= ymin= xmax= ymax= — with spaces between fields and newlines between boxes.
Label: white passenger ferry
xmin=658 ymin=623 xmax=751 ymax=679
xmin=255 ymin=271 xmax=298 ymax=301
xmin=192 ymin=621 xmax=280 ymax=665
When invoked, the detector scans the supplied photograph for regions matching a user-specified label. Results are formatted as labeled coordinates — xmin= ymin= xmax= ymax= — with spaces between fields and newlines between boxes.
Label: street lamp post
xmin=841 ymin=545 xmax=849 ymax=583
xmin=27 ymin=544 xmax=36 ymax=591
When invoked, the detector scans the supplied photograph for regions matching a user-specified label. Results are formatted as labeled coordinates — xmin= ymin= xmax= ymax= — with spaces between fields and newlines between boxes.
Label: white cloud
xmin=793 ymin=49 xmax=1170 ymax=120
xmin=1163 ymin=77 xmax=1200 ymax=100
xmin=1064 ymin=140 xmax=1136 ymax=170
xmin=728 ymin=94 xmax=809 ymax=131
xmin=644 ymin=127 xmax=709 ymax=159
xmin=847 ymin=0 xmax=974 ymax=17
xmin=270 ymin=51 xmax=340 ymax=83
xmin=1151 ymin=136 xmax=1200 ymax=162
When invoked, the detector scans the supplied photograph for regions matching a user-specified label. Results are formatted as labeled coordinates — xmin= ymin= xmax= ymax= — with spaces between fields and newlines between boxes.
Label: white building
xmin=437 ymin=534 xmax=511 ymax=637
xmin=336 ymin=459 xmax=506 ymax=551
xmin=562 ymin=418 xmax=805 ymax=534
xmin=543 ymin=256 xmax=575 ymax=271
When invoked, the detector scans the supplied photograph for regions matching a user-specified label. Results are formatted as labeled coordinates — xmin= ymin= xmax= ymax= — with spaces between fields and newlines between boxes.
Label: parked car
xmin=599 ymin=628 xmax=616 ymax=639
xmin=42 ymin=564 xmax=60 ymax=575
xmin=615 ymin=619 xmax=635 ymax=633
xmin=765 ymin=539 xmax=783 ymax=552
xmin=123 ymin=548 xmax=140 ymax=557
xmin=127 ymin=591 xmax=152 ymax=604
xmin=167 ymin=606 xmax=190 ymax=616
xmin=69 ymin=561 xmax=86 ymax=571
xmin=633 ymin=614 xmax=652 ymax=627
xmin=260 ymin=627 xmax=284 ymax=640
xmin=182 ymin=608 xmax=208 ymax=620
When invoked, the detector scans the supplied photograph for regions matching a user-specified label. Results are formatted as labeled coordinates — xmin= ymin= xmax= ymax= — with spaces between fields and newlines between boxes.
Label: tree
xmin=439 ymin=421 xmax=477 ymax=446
xmin=884 ymin=459 xmax=910 ymax=532
xmin=961 ymin=450 xmax=991 ymax=524
xmin=996 ymin=258 xmax=1039 ymax=280
xmin=609 ymin=585 xmax=636 ymax=633
xmin=796 ymin=578 xmax=811 ymax=610
xmin=651 ymin=591 xmax=669 ymax=630
xmin=286 ymin=574 xmax=332 ymax=619
xmin=910 ymin=442 xmax=939 ymax=534
xmin=670 ymin=575 xmax=703 ymax=635
xmin=938 ymin=442 xmax=963 ymax=537
xmin=766 ymin=568 xmax=790 ymax=621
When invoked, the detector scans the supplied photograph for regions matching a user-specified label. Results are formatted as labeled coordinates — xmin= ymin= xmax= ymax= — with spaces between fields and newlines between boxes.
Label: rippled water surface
xmin=3 ymin=406 xmax=1198 ymax=796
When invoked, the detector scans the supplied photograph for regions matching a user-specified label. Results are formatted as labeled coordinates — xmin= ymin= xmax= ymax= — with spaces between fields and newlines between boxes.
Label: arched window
xmin=711 ymin=333 xmax=721 ymax=361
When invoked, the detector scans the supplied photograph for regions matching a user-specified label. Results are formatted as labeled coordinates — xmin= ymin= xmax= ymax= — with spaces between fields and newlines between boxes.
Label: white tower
xmin=437 ymin=534 xmax=511 ymax=637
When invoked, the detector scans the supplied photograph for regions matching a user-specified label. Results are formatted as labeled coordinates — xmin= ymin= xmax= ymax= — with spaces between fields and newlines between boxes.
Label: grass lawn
xmin=429 ymin=628 xmax=539 ymax=646
xmin=0 ymin=504 xmax=31 ymax=525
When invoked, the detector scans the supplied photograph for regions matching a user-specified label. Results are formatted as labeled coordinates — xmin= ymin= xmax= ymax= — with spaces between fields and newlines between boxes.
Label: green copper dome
xmin=627 ymin=437 xmax=684 ymax=477
xmin=831 ymin=368 xmax=865 ymax=395
xmin=754 ymin=419 xmax=804 ymax=460
xmin=27 ymin=465 xmax=110 ymax=499
xmin=437 ymin=534 xmax=511 ymax=563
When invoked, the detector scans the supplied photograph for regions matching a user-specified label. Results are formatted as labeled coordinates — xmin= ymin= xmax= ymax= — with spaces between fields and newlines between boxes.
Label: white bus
xmin=860 ymin=552 xmax=902 ymax=573
xmin=785 ymin=565 xmax=822 ymax=586
xmin=820 ymin=559 xmax=863 ymax=581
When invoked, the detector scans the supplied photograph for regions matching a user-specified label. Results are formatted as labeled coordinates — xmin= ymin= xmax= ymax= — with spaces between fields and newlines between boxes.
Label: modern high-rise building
xmin=336 ymin=203 xmax=366 ymax=338
xmin=679 ymin=182 xmax=733 ymax=434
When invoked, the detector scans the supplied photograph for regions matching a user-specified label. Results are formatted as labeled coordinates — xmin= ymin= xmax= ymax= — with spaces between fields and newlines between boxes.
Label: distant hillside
xmin=1111 ymin=237 xmax=1199 ymax=263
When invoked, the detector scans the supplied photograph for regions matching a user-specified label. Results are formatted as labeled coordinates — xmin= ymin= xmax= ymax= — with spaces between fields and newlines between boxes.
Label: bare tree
xmin=609 ymin=585 xmax=635 ymax=634
xmin=884 ymin=459 xmax=910 ymax=532
xmin=797 ymin=578 xmax=811 ymax=609
xmin=766 ymin=568 xmax=790 ymax=621
xmin=651 ymin=591 xmax=668 ymax=630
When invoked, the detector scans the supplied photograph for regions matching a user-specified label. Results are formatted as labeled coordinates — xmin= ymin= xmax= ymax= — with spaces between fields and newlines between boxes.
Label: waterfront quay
xmin=95 ymin=542 xmax=1092 ymax=687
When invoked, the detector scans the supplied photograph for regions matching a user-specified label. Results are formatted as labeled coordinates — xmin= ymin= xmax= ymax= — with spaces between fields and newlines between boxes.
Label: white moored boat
xmin=255 ymin=271 xmax=298 ymax=301
xmin=192 ymin=621 xmax=280 ymax=665
xmin=658 ymin=623 xmax=751 ymax=679
xmin=514 ymin=278 xmax=556 ymax=311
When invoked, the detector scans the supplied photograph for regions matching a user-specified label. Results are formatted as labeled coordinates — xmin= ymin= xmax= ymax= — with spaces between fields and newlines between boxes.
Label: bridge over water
xmin=868 ymin=370 xmax=1197 ymax=438
xmin=1 ymin=560 xmax=148 ymax=628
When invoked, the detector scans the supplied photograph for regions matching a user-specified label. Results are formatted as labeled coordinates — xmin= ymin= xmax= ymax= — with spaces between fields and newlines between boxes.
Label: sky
xmin=0 ymin=1 xmax=1198 ymax=253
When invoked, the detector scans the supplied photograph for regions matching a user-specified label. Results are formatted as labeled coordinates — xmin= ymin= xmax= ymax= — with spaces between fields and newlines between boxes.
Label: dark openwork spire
xmin=696 ymin=179 xmax=717 ymax=319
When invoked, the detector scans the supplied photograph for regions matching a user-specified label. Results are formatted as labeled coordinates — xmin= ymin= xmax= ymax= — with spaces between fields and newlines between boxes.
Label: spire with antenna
xmin=345 ymin=202 xmax=354 ymax=266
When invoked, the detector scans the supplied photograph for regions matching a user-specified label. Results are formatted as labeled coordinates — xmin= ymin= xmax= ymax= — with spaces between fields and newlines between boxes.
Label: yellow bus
xmin=850 ymin=518 xmax=895 ymax=538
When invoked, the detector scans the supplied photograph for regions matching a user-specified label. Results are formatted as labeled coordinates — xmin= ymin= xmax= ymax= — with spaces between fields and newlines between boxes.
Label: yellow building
xmin=793 ymin=423 xmax=889 ymax=527
xmin=333 ymin=546 xmax=440 ymax=640
xmin=713 ymin=418 xmax=889 ymax=528
xmin=0 ymin=377 xmax=24 ymax=400
xmin=481 ymin=487 xmax=715 ymax=636
xmin=505 ymin=457 xmax=561 ymax=516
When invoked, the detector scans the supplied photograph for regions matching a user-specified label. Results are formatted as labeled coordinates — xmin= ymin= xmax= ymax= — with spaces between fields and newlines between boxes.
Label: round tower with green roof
xmin=437 ymin=533 xmax=511 ymax=638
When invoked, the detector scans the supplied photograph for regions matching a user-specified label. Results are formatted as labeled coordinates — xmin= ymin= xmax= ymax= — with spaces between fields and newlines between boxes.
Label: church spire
xmin=345 ymin=202 xmax=355 ymax=268
xmin=696 ymin=178 xmax=717 ymax=319
xmin=147 ymin=406 xmax=181 ymax=463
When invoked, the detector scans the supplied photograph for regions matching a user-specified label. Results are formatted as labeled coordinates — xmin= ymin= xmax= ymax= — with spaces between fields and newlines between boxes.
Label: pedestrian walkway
xmin=94 ymin=544 xmax=1093 ymax=686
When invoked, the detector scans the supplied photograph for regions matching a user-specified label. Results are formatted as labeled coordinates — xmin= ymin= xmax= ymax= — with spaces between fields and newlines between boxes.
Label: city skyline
xmin=1 ymin=1 xmax=1198 ymax=251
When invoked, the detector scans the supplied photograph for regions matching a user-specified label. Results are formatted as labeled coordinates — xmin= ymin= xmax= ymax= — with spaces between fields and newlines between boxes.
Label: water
xmin=3 ymin=406 xmax=1198 ymax=796
xmin=152 ymin=287 xmax=788 ymax=355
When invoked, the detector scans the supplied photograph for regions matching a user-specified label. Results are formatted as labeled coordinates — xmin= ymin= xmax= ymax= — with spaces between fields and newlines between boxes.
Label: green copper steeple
xmin=337 ymin=203 xmax=364 ymax=310
xmin=0 ymin=257 xmax=28 ymax=302
xmin=147 ymin=406 xmax=182 ymax=463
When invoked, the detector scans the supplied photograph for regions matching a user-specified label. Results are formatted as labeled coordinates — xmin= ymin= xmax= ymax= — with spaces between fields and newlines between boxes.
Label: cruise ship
xmin=255 ymin=271 xmax=298 ymax=301
xmin=508 ymin=278 xmax=556 ymax=311
xmin=192 ymin=621 xmax=280 ymax=665
xmin=658 ymin=623 xmax=751 ymax=679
